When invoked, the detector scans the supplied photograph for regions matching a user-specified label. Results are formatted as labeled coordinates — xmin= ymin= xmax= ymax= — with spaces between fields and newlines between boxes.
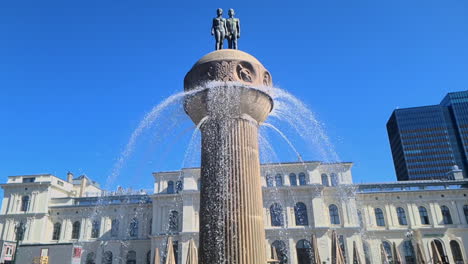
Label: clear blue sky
xmin=1 ymin=0 xmax=467 ymax=191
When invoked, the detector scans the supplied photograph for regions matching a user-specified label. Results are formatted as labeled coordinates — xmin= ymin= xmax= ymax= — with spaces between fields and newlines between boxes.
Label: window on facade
xmin=266 ymin=175 xmax=274 ymax=187
xmin=111 ymin=219 xmax=119 ymax=237
xmin=403 ymin=240 xmax=415 ymax=264
xmin=298 ymin=172 xmax=307 ymax=185
xmin=270 ymin=203 xmax=284 ymax=226
xmin=396 ymin=207 xmax=408 ymax=225
xmin=16 ymin=222 xmax=25 ymax=241
xmin=330 ymin=173 xmax=338 ymax=186
xmin=289 ymin=173 xmax=297 ymax=186
xmin=175 ymin=180 xmax=183 ymax=193
xmin=91 ymin=220 xmax=100 ymax=238
xmin=102 ymin=251 xmax=113 ymax=264
xmin=86 ymin=252 xmax=96 ymax=264
xmin=418 ymin=206 xmax=430 ymax=225
xmin=197 ymin=179 xmax=202 ymax=191
xmin=382 ymin=241 xmax=393 ymax=263
xmin=440 ymin=206 xmax=453 ymax=224
xmin=126 ymin=250 xmax=136 ymax=264
xmin=129 ymin=218 xmax=139 ymax=237
xmin=321 ymin=174 xmax=329 ymax=186
xmin=22 ymin=177 xmax=35 ymax=183
xmin=375 ymin=208 xmax=385 ymax=226
xmin=167 ymin=181 xmax=174 ymax=194
xmin=463 ymin=205 xmax=468 ymax=224
xmin=149 ymin=218 xmax=152 ymax=235
xmin=339 ymin=235 xmax=347 ymax=263
xmin=146 ymin=251 xmax=151 ymax=264
xmin=329 ymin=204 xmax=340 ymax=225
xmin=21 ymin=196 xmax=30 ymax=212
xmin=275 ymin=174 xmax=283 ymax=187
xmin=296 ymin=239 xmax=313 ymax=264
xmin=272 ymin=240 xmax=288 ymax=264
xmin=52 ymin=222 xmax=61 ymax=240
xmin=294 ymin=202 xmax=309 ymax=226
xmin=169 ymin=211 xmax=179 ymax=232
xmin=432 ymin=240 xmax=449 ymax=264
xmin=450 ymin=240 xmax=464 ymax=264
xmin=72 ymin=221 xmax=81 ymax=239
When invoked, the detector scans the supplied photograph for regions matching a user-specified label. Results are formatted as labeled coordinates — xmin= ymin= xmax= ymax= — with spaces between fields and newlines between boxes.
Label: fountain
xmin=183 ymin=49 xmax=273 ymax=264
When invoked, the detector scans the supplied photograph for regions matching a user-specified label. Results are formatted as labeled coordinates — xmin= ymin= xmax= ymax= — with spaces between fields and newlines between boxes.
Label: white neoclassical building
xmin=0 ymin=162 xmax=467 ymax=264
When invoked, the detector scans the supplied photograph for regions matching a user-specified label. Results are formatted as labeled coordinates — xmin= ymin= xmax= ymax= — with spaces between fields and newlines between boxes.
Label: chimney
xmin=79 ymin=176 xmax=88 ymax=197
xmin=67 ymin=172 xmax=74 ymax=183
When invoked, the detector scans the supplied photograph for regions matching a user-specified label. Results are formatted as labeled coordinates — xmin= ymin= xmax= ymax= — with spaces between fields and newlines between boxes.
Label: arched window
xmin=418 ymin=206 xmax=430 ymax=225
xmin=382 ymin=241 xmax=393 ymax=263
xmin=266 ymin=175 xmax=274 ymax=187
xmin=271 ymin=240 xmax=288 ymax=264
xmin=129 ymin=218 xmax=138 ymax=237
xmin=450 ymin=240 xmax=464 ymax=264
xmin=296 ymin=239 xmax=312 ymax=264
xmin=338 ymin=235 xmax=347 ymax=262
xmin=298 ymin=172 xmax=307 ymax=185
xmin=102 ymin=251 xmax=113 ymax=264
xmin=403 ymin=240 xmax=415 ymax=264
xmin=321 ymin=174 xmax=329 ymax=186
xmin=463 ymin=205 xmax=468 ymax=224
xmin=167 ymin=181 xmax=174 ymax=194
xmin=432 ymin=240 xmax=449 ymax=264
xmin=52 ymin=222 xmax=61 ymax=240
xmin=126 ymin=250 xmax=136 ymax=264
xmin=294 ymin=202 xmax=309 ymax=226
xmin=375 ymin=208 xmax=385 ymax=226
xmin=329 ymin=204 xmax=340 ymax=225
xmin=86 ymin=252 xmax=96 ymax=264
xmin=91 ymin=220 xmax=100 ymax=238
xmin=21 ymin=196 xmax=30 ymax=212
xmin=146 ymin=250 xmax=151 ymax=264
xmin=275 ymin=174 xmax=283 ymax=187
xmin=72 ymin=221 xmax=81 ymax=239
xmin=15 ymin=222 xmax=25 ymax=241
xmin=175 ymin=180 xmax=183 ymax=193
xmin=396 ymin=207 xmax=408 ymax=225
xmin=289 ymin=173 xmax=297 ymax=186
xmin=111 ymin=219 xmax=119 ymax=237
xmin=270 ymin=203 xmax=284 ymax=226
xmin=169 ymin=211 xmax=179 ymax=232
xmin=330 ymin=173 xmax=338 ymax=186
xmin=440 ymin=206 xmax=453 ymax=224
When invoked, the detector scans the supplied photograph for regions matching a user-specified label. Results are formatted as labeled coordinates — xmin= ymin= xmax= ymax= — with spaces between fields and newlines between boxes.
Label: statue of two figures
xmin=211 ymin=8 xmax=240 ymax=50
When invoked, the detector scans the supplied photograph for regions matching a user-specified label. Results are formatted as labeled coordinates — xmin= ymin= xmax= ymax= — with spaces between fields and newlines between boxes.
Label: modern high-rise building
xmin=387 ymin=91 xmax=468 ymax=181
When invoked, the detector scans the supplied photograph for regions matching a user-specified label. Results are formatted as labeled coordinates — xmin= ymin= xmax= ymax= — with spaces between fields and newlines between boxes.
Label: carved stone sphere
xmin=184 ymin=49 xmax=273 ymax=91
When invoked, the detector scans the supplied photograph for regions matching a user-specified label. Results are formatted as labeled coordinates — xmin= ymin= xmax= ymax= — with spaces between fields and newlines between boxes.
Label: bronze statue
xmin=211 ymin=8 xmax=227 ymax=50
xmin=226 ymin=9 xmax=240 ymax=50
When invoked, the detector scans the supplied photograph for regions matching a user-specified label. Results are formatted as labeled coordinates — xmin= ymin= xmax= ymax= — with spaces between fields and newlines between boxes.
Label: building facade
xmin=387 ymin=91 xmax=468 ymax=181
xmin=0 ymin=162 xmax=467 ymax=264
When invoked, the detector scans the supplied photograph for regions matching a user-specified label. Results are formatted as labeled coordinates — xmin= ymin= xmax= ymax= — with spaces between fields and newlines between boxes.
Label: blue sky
xmin=1 ymin=0 xmax=467 ymax=191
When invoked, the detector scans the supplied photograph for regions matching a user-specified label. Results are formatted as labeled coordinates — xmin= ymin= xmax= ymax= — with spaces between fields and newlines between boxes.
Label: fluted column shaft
xmin=198 ymin=117 xmax=267 ymax=264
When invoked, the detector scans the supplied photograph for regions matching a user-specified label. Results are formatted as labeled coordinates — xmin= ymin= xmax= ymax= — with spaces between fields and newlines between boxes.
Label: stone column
xmin=184 ymin=50 xmax=273 ymax=264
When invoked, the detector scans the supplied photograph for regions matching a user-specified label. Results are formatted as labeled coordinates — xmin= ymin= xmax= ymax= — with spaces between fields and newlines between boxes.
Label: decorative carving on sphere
xmin=263 ymin=71 xmax=272 ymax=86
xmin=236 ymin=63 xmax=255 ymax=83
xmin=207 ymin=61 xmax=235 ymax=82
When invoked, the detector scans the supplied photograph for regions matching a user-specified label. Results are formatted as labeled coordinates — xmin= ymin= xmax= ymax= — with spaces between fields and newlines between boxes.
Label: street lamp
xmin=12 ymin=222 xmax=26 ymax=264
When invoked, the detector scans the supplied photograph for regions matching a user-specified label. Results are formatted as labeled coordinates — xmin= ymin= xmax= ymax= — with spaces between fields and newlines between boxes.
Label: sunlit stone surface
xmin=184 ymin=49 xmax=273 ymax=264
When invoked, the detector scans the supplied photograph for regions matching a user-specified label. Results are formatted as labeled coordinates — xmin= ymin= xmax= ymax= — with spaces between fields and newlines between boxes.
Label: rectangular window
xmin=22 ymin=177 xmax=35 ymax=183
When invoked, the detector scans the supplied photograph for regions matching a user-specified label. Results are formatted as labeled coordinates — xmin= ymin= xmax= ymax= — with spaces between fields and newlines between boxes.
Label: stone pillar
xmin=184 ymin=50 xmax=273 ymax=264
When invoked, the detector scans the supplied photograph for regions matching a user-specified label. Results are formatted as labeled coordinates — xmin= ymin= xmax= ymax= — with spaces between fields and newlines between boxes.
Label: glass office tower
xmin=387 ymin=91 xmax=468 ymax=181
